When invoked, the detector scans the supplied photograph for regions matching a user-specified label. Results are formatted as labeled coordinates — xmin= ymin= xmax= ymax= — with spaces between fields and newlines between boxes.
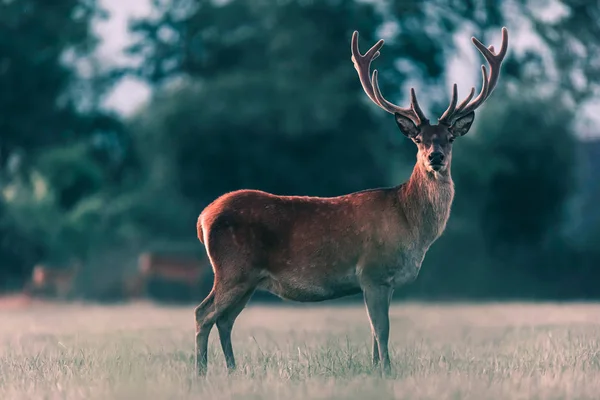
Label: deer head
xmin=351 ymin=28 xmax=508 ymax=175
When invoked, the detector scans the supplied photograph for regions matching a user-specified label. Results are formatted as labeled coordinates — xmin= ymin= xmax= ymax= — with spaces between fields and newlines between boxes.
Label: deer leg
xmin=371 ymin=331 xmax=380 ymax=366
xmin=363 ymin=284 xmax=393 ymax=375
xmin=195 ymin=289 xmax=216 ymax=376
xmin=216 ymin=287 xmax=255 ymax=372
xmin=195 ymin=281 xmax=255 ymax=376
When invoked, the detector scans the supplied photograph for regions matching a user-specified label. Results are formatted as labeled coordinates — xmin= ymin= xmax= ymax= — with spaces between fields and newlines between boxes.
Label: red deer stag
xmin=195 ymin=27 xmax=509 ymax=375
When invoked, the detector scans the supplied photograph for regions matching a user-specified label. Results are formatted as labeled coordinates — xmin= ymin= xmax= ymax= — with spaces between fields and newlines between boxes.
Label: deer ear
xmin=450 ymin=111 xmax=475 ymax=136
xmin=394 ymin=113 xmax=419 ymax=138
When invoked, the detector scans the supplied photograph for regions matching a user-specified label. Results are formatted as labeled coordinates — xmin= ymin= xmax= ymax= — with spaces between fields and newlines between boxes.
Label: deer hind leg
xmin=363 ymin=284 xmax=393 ymax=375
xmin=216 ymin=287 xmax=256 ymax=372
xmin=195 ymin=279 xmax=256 ymax=376
xmin=195 ymin=289 xmax=216 ymax=375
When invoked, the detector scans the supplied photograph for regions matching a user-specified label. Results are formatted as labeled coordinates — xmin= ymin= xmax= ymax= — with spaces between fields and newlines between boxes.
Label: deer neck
xmin=398 ymin=161 xmax=455 ymax=246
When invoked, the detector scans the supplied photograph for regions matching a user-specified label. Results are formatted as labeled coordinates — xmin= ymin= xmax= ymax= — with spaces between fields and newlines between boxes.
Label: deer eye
xmin=413 ymin=138 xmax=422 ymax=144
xmin=448 ymin=137 xmax=456 ymax=143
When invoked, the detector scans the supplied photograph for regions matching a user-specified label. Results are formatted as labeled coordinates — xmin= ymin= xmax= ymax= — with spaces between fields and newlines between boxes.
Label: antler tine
xmin=458 ymin=65 xmax=490 ymax=114
xmin=438 ymin=27 xmax=509 ymax=124
xmin=351 ymin=31 xmax=427 ymax=126
xmin=438 ymin=83 xmax=458 ymax=123
xmin=455 ymin=27 xmax=508 ymax=116
xmin=456 ymin=87 xmax=475 ymax=111
xmin=372 ymin=71 xmax=425 ymax=125
xmin=351 ymin=31 xmax=385 ymax=107
xmin=409 ymin=88 xmax=428 ymax=124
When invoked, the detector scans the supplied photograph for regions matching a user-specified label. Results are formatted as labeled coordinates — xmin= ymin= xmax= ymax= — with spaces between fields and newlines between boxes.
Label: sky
xmin=95 ymin=0 xmax=152 ymax=116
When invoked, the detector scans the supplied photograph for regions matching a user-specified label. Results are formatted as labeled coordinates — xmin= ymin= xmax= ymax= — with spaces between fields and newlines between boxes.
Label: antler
xmin=351 ymin=31 xmax=429 ymax=126
xmin=438 ymin=27 xmax=509 ymax=125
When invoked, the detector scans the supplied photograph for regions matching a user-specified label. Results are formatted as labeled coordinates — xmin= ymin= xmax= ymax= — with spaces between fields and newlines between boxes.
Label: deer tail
xmin=197 ymin=215 xmax=205 ymax=245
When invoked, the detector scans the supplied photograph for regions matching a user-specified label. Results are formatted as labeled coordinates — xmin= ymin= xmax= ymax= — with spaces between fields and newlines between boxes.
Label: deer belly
xmin=259 ymin=271 xmax=361 ymax=302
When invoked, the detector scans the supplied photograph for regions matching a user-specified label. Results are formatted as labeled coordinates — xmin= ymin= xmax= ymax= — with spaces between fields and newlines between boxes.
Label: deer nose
xmin=429 ymin=152 xmax=445 ymax=163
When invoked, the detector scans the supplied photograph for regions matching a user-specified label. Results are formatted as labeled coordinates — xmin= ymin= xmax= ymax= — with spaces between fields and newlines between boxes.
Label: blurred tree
xmin=0 ymin=198 xmax=44 ymax=290
xmin=384 ymin=1 xmax=600 ymax=110
xmin=0 ymin=0 xmax=131 ymax=288
xmin=462 ymin=86 xmax=576 ymax=286
xmin=408 ymin=85 xmax=578 ymax=299
xmin=0 ymin=1 xmax=118 ymax=174
xmin=379 ymin=0 xmax=600 ymax=299
xmin=520 ymin=1 xmax=600 ymax=103
xmin=126 ymin=0 xmax=401 ymax=234
xmin=123 ymin=0 xmax=600 ymax=302
xmin=0 ymin=0 xmax=586 ymax=299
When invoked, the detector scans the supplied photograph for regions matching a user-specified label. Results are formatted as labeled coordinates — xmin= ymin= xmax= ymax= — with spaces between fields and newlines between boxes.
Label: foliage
xmin=0 ymin=0 xmax=128 ymax=286
xmin=410 ymin=86 xmax=579 ymax=299
xmin=1 ymin=0 xmax=600 ymax=300
xmin=0 ymin=0 xmax=113 ymax=172
xmin=126 ymin=0 xmax=395 ymax=218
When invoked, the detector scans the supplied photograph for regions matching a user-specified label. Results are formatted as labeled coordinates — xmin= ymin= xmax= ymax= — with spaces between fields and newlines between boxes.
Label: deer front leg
xmin=371 ymin=331 xmax=380 ymax=366
xmin=363 ymin=284 xmax=393 ymax=375
xmin=370 ymin=287 xmax=394 ymax=367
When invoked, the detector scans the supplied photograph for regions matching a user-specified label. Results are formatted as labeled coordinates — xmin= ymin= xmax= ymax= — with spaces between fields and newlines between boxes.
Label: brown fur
xmin=200 ymin=162 xmax=452 ymax=301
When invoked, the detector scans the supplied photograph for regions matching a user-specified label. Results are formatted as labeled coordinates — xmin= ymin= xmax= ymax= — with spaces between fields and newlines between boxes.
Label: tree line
xmin=1 ymin=0 xmax=599 ymax=300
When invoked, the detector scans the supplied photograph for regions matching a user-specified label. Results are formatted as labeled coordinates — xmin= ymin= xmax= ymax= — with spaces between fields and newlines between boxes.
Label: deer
xmin=138 ymin=252 xmax=206 ymax=283
xmin=137 ymin=252 xmax=207 ymax=300
xmin=25 ymin=261 xmax=80 ymax=300
xmin=194 ymin=27 xmax=509 ymax=376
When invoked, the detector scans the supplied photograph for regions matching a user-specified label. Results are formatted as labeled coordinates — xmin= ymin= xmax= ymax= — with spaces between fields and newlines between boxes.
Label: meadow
xmin=1 ymin=300 xmax=600 ymax=399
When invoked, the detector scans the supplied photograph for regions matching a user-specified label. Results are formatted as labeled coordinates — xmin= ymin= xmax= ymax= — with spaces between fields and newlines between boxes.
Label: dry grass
xmin=1 ymin=300 xmax=600 ymax=399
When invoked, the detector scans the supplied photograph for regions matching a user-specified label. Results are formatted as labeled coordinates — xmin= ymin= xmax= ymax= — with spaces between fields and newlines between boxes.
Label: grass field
xmin=1 ymin=300 xmax=600 ymax=399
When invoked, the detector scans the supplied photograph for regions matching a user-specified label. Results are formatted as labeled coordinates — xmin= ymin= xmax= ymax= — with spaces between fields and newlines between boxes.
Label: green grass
xmin=1 ymin=301 xmax=600 ymax=399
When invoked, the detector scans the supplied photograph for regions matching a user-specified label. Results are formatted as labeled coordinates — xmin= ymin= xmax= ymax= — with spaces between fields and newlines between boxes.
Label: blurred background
xmin=1 ymin=0 xmax=599 ymax=305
